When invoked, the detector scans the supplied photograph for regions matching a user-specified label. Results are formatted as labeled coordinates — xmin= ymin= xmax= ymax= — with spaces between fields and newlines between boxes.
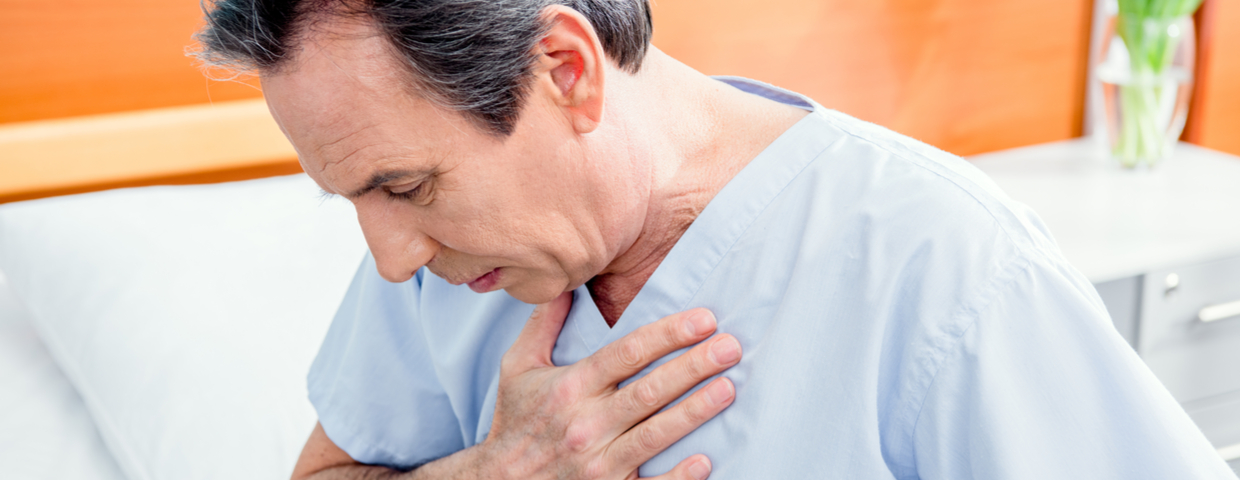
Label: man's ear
xmin=534 ymin=5 xmax=605 ymax=134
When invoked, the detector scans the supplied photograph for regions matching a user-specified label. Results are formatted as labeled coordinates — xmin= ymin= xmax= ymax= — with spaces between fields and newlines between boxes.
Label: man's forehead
xmin=261 ymin=26 xmax=417 ymax=178
xmin=261 ymin=17 xmax=492 ymax=199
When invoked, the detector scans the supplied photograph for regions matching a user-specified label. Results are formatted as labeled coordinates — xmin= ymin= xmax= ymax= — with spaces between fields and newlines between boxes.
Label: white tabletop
xmin=970 ymin=138 xmax=1240 ymax=284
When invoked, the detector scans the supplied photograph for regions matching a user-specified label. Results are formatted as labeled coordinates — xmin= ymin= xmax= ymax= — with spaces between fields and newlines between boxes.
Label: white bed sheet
xmin=0 ymin=270 xmax=126 ymax=480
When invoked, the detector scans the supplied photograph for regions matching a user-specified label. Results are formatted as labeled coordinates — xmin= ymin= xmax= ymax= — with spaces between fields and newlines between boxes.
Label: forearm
xmin=296 ymin=300 xmax=731 ymax=480
xmin=304 ymin=465 xmax=408 ymax=480
xmin=301 ymin=445 xmax=490 ymax=480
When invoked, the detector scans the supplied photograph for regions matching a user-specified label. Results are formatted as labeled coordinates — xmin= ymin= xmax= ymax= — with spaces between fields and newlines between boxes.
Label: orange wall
xmin=7 ymin=0 xmax=1230 ymax=160
xmin=1185 ymin=0 xmax=1240 ymax=157
xmin=650 ymin=0 xmax=1095 ymax=156
xmin=0 ymin=0 xmax=262 ymax=124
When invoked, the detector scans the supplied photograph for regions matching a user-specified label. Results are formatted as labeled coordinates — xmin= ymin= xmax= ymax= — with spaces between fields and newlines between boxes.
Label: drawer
xmin=1184 ymin=389 xmax=1240 ymax=453
xmin=1139 ymin=254 xmax=1240 ymax=404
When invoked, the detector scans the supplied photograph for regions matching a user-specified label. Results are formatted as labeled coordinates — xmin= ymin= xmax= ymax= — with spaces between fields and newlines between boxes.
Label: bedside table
xmin=971 ymin=138 xmax=1240 ymax=464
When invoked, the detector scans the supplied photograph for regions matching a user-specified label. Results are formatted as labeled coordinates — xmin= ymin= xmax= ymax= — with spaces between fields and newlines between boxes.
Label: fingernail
xmin=709 ymin=336 xmax=740 ymax=365
xmin=683 ymin=310 xmax=715 ymax=337
xmin=688 ymin=458 xmax=711 ymax=480
xmin=705 ymin=379 xmax=734 ymax=405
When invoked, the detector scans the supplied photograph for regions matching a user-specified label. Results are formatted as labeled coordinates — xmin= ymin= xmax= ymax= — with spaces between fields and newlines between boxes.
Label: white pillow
xmin=0 ymin=271 xmax=127 ymax=480
xmin=0 ymin=175 xmax=367 ymax=480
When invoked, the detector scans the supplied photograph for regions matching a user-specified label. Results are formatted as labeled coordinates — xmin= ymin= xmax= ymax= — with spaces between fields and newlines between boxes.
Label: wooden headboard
xmin=1 ymin=0 xmax=1235 ymax=203
xmin=0 ymin=100 xmax=299 ymax=204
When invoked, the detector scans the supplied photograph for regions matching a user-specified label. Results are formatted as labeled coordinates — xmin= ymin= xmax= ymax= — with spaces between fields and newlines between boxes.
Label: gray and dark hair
xmin=194 ymin=0 xmax=652 ymax=136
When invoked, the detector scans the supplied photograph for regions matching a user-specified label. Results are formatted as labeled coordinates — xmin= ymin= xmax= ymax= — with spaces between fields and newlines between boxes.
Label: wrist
xmin=470 ymin=437 xmax=509 ymax=480
xmin=475 ymin=434 xmax=552 ymax=480
xmin=399 ymin=440 xmax=508 ymax=480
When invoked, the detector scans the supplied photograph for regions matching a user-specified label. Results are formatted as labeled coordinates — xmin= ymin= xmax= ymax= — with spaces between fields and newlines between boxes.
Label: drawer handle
xmin=1199 ymin=299 xmax=1240 ymax=323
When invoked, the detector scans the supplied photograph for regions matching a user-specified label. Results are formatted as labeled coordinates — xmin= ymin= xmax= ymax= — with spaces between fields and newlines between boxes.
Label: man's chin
xmin=501 ymin=282 xmax=571 ymax=306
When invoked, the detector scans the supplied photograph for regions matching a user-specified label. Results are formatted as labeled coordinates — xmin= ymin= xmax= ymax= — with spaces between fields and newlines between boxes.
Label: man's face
xmin=262 ymin=22 xmax=630 ymax=304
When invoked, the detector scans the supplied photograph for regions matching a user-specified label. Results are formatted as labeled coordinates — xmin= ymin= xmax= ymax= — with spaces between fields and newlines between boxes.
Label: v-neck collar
xmin=554 ymin=77 xmax=834 ymax=361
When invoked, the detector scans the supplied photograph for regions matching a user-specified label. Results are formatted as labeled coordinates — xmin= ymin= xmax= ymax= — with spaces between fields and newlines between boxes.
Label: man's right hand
xmin=291 ymin=292 xmax=741 ymax=480
xmin=479 ymin=292 xmax=741 ymax=480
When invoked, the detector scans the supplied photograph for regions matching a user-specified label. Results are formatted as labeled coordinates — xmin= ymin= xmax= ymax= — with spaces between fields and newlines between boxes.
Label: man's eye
xmin=385 ymin=182 xmax=429 ymax=203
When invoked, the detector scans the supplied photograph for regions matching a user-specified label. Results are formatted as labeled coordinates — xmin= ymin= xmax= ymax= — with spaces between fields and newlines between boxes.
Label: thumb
xmin=503 ymin=291 xmax=574 ymax=372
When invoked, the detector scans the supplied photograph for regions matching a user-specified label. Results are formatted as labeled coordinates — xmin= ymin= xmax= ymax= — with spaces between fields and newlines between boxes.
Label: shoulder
xmin=791 ymin=108 xmax=1107 ymax=339
xmin=785 ymin=112 xmax=1122 ymax=469
xmin=783 ymin=109 xmax=1062 ymax=267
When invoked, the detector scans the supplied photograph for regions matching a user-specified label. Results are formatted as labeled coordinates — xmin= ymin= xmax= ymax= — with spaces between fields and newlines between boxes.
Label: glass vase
xmin=1095 ymin=13 xmax=1196 ymax=168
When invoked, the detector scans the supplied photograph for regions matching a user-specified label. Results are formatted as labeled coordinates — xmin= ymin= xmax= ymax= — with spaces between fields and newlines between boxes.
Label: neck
xmin=586 ymin=49 xmax=807 ymax=327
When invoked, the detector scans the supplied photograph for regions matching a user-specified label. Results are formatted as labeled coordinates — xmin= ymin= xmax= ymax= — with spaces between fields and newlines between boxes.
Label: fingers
xmin=609 ymin=333 xmax=741 ymax=427
xmin=579 ymin=308 xmax=718 ymax=392
xmin=501 ymin=291 xmax=573 ymax=372
xmin=645 ymin=454 xmax=712 ymax=480
xmin=611 ymin=377 xmax=735 ymax=472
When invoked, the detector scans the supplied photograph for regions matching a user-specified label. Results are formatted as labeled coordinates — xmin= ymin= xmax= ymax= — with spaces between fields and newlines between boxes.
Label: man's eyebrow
xmin=346 ymin=169 xmax=433 ymax=200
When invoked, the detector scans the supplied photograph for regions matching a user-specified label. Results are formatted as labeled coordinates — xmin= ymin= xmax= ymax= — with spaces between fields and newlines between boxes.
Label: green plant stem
xmin=1110 ymin=0 xmax=1200 ymax=166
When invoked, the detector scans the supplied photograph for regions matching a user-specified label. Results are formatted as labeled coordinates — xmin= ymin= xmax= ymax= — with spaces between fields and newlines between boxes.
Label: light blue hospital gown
xmin=308 ymin=77 xmax=1235 ymax=479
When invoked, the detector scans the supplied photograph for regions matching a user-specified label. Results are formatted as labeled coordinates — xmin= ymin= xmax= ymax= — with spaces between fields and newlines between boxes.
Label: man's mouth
xmin=466 ymin=268 xmax=500 ymax=293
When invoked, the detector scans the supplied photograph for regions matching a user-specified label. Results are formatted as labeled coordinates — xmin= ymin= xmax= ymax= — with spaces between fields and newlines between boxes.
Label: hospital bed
xmin=0 ymin=100 xmax=366 ymax=479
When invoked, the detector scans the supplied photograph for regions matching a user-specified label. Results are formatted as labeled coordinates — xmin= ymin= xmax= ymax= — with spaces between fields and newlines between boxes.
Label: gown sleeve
xmin=911 ymin=253 xmax=1236 ymax=479
xmin=307 ymin=253 xmax=465 ymax=468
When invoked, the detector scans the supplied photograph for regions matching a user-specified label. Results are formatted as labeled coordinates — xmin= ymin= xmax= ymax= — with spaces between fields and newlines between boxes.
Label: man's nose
xmin=358 ymin=207 xmax=437 ymax=283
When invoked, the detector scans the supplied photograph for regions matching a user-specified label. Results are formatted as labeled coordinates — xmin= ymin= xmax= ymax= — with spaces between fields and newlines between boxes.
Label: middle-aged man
xmin=198 ymin=0 xmax=1236 ymax=479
